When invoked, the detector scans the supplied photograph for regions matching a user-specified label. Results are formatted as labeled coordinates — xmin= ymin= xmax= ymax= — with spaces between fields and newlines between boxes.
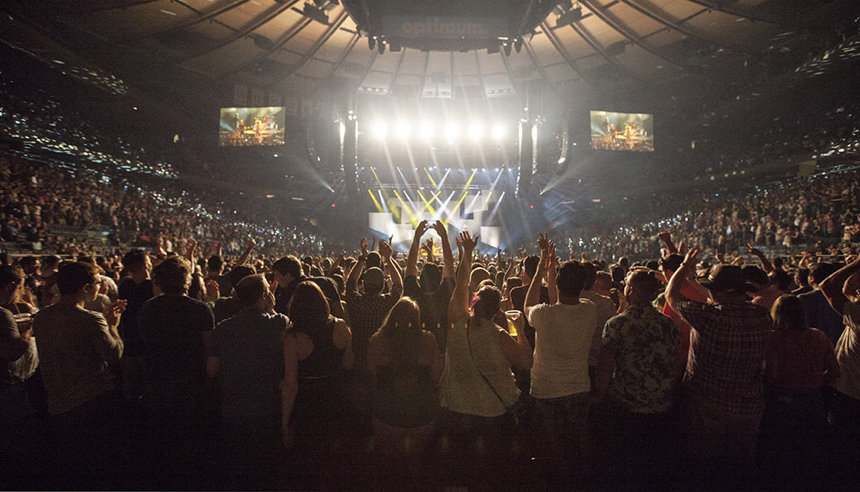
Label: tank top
xmin=373 ymin=364 xmax=437 ymax=428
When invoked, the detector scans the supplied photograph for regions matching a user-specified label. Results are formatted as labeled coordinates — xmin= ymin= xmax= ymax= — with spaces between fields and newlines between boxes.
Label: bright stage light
xmin=419 ymin=122 xmax=434 ymax=139
xmin=492 ymin=124 xmax=505 ymax=140
xmin=469 ymin=122 xmax=484 ymax=140
xmin=445 ymin=123 xmax=460 ymax=142
xmin=372 ymin=121 xmax=388 ymax=139
xmin=396 ymin=121 xmax=411 ymax=139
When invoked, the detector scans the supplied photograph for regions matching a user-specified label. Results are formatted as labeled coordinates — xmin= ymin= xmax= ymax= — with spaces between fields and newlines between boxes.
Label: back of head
xmin=288 ymin=281 xmax=330 ymax=335
xmin=123 ymin=249 xmax=148 ymax=273
xmin=772 ymin=257 xmax=784 ymax=270
xmin=470 ymin=268 xmax=491 ymax=292
xmin=208 ymin=255 xmax=224 ymax=273
xmin=581 ymin=261 xmax=597 ymax=291
xmin=0 ymin=265 xmax=24 ymax=289
xmin=808 ymin=262 xmax=837 ymax=285
xmin=152 ymin=256 xmax=192 ymax=295
xmin=363 ymin=267 xmax=385 ymax=295
xmin=272 ymin=255 xmax=303 ymax=279
xmin=771 ymin=294 xmax=807 ymax=332
xmin=366 ymin=251 xmax=382 ymax=270
xmin=419 ymin=263 xmax=442 ymax=293
xmin=472 ymin=285 xmax=501 ymax=321
xmin=611 ymin=265 xmax=625 ymax=284
xmin=742 ymin=265 xmax=769 ymax=290
xmin=523 ymin=255 xmax=540 ymax=280
xmin=557 ymin=261 xmax=586 ymax=299
xmin=594 ymin=271 xmax=612 ymax=291
xmin=43 ymin=255 xmax=61 ymax=270
xmin=57 ymin=262 xmax=97 ymax=295
xmin=659 ymin=254 xmax=683 ymax=274
xmin=379 ymin=297 xmax=422 ymax=366
xmin=626 ymin=270 xmax=662 ymax=304
xmin=769 ymin=269 xmax=793 ymax=292
xmin=228 ymin=265 xmax=256 ymax=292
xmin=235 ymin=274 xmax=268 ymax=308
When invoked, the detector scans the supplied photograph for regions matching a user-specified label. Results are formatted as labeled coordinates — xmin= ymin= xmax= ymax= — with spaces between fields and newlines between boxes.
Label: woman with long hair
xmin=437 ymin=231 xmax=533 ymax=490
xmin=281 ymin=280 xmax=354 ymax=450
xmin=367 ymin=297 xmax=440 ymax=481
xmin=762 ymin=294 xmax=839 ymax=472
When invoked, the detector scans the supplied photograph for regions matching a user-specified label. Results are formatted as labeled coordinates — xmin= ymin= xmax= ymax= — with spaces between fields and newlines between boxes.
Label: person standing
xmin=666 ymin=249 xmax=770 ymax=485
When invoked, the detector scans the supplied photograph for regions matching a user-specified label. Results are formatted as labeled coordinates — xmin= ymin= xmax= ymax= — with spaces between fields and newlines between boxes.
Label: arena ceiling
xmin=1 ymin=0 xmax=858 ymax=107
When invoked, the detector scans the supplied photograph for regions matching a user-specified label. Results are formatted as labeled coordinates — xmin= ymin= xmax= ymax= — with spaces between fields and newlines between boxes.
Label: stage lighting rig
xmin=555 ymin=3 xmax=582 ymax=29
xmin=302 ymin=2 xmax=329 ymax=25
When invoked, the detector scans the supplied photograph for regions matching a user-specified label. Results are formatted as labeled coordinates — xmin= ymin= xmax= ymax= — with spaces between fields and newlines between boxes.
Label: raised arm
xmin=379 ymin=240 xmax=402 ymax=295
xmin=405 ymin=220 xmax=429 ymax=279
xmin=525 ymin=233 xmax=550 ymax=317
xmin=658 ymin=231 xmax=678 ymax=255
xmin=448 ymin=231 xmax=478 ymax=325
xmin=820 ymin=255 xmax=860 ymax=315
xmin=666 ymin=248 xmax=700 ymax=313
xmin=347 ymin=238 xmax=368 ymax=290
xmin=236 ymin=237 xmax=256 ymax=266
xmin=434 ymin=221 xmax=455 ymax=280
xmin=747 ymin=244 xmax=773 ymax=274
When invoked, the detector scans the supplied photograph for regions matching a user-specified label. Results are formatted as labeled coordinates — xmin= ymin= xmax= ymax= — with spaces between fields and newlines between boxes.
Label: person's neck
xmin=131 ymin=270 xmax=149 ymax=283
xmin=55 ymin=293 xmax=85 ymax=308
xmin=558 ymin=294 xmax=580 ymax=305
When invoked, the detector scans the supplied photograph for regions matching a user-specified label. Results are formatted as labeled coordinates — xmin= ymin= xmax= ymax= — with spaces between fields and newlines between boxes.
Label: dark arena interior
xmin=2 ymin=0 xmax=860 ymax=490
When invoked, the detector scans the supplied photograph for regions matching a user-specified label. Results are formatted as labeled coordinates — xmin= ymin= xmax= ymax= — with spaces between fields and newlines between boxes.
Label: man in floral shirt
xmin=595 ymin=269 xmax=682 ymax=482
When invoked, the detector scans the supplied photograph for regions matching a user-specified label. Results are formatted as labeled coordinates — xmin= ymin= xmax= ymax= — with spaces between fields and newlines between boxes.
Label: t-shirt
xmin=603 ymin=304 xmax=681 ymax=413
xmin=799 ymin=289 xmax=845 ymax=346
xmin=33 ymin=304 xmax=123 ymax=415
xmin=117 ymin=277 xmax=154 ymax=357
xmin=213 ymin=296 xmax=242 ymax=324
xmin=527 ymin=301 xmax=596 ymax=399
xmin=137 ymin=294 xmax=214 ymax=382
xmin=836 ymin=301 xmax=860 ymax=401
xmin=440 ymin=317 xmax=518 ymax=417
xmin=581 ymin=290 xmax=617 ymax=366
xmin=766 ymin=328 xmax=838 ymax=391
xmin=0 ymin=307 xmax=21 ymax=381
xmin=212 ymin=309 xmax=289 ymax=419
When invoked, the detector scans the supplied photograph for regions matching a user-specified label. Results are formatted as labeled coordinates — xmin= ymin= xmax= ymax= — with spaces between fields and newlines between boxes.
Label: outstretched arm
xmin=434 ymin=221 xmax=455 ymax=280
xmin=405 ymin=220 xmax=429 ymax=279
xmin=236 ymin=238 xmax=256 ymax=266
xmin=666 ymin=248 xmax=700 ymax=313
xmin=379 ymin=240 xmax=402 ymax=295
xmin=820 ymin=255 xmax=860 ymax=315
xmin=448 ymin=231 xmax=478 ymax=325
xmin=747 ymin=244 xmax=773 ymax=274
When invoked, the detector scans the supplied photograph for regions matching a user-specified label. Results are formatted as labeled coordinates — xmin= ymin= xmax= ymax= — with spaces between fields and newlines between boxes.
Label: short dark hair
xmin=808 ymin=262 xmax=837 ymax=284
xmin=471 ymin=285 xmax=501 ymax=321
xmin=419 ymin=263 xmax=442 ymax=292
xmin=523 ymin=255 xmax=540 ymax=279
xmin=627 ymin=270 xmax=662 ymax=302
xmin=208 ymin=255 xmax=224 ymax=272
xmin=228 ymin=265 xmax=256 ymax=291
xmin=272 ymin=255 xmax=303 ymax=279
xmin=742 ymin=265 xmax=769 ymax=289
xmin=659 ymin=254 xmax=683 ymax=273
xmin=557 ymin=261 xmax=586 ymax=298
xmin=0 ymin=265 xmax=24 ymax=289
xmin=235 ymin=275 xmax=268 ymax=307
xmin=57 ymin=262 xmax=97 ymax=295
xmin=581 ymin=261 xmax=597 ymax=290
xmin=152 ymin=256 xmax=192 ymax=295
xmin=123 ymin=249 xmax=149 ymax=273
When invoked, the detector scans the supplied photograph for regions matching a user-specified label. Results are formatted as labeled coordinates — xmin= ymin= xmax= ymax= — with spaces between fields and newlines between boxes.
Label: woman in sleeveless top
xmin=367 ymin=297 xmax=440 ymax=472
xmin=281 ymin=281 xmax=354 ymax=449
xmin=437 ymin=232 xmax=533 ymax=489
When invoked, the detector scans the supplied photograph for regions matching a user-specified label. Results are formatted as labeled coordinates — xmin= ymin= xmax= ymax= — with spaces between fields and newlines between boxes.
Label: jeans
xmin=534 ymin=391 xmax=591 ymax=463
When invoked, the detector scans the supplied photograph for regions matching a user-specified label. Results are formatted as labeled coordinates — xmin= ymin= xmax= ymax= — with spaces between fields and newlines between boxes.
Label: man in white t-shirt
xmin=525 ymin=233 xmax=596 ymax=477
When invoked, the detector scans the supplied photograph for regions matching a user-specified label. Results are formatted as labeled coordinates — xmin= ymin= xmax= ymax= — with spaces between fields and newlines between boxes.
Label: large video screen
xmin=590 ymin=111 xmax=654 ymax=152
xmin=219 ymin=107 xmax=285 ymax=147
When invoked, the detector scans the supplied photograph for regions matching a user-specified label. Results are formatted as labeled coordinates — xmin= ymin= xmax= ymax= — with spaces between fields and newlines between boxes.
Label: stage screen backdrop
xmin=219 ymin=107 xmax=285 ymax=147
xmin=590 ymin=111 xmax=654 ymax=152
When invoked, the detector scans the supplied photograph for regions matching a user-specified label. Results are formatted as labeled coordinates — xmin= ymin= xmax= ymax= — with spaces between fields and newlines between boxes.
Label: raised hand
xmin=458 ymin=231 xmax=479 ymax=255
xmin=103 ymin=299 xmax=128 ymax=327
xmin=537 ymin=232 xmax=549 ymax=252
xmin=371 ymin=236 xmax=378 ymax=252
xmin=379 ymin=240 xmax=393 ymax=260
xmin=683 ymin=248 xmax=700 ymax=269
xmin=204 ymin=279 xmax=220 ymax=302
xmin=432 ymin=220 xmax=448 ymax=239
xmin=360 ymin=237 xmax=368 ymax=256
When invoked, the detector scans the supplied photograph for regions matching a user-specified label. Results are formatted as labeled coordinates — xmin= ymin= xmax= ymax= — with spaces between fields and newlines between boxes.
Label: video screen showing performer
xmin=219 ymin=107 xmax=286 ymax=147
xmin=590 ymin=110 xmax=654 ymax=152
